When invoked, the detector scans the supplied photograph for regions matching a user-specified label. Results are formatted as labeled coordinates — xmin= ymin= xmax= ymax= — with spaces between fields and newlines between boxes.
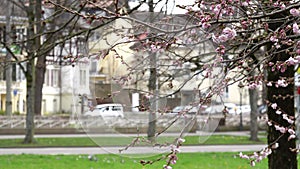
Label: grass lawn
xmin=0 ymin=135 xmax=266 ymax=148
xmin=0 ymin=152 xmax=269 ymax=169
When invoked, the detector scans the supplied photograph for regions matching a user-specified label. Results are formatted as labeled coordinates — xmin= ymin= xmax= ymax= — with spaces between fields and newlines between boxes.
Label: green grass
xmin=0 ymin=135 xmax=266 ymax=148
xmin=0 ymin=152 xmax=268 ymax=169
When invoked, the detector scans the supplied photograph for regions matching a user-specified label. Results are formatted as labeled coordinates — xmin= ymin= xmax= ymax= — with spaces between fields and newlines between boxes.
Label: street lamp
xmin=238 ymin=82 xmax=244 ymax=131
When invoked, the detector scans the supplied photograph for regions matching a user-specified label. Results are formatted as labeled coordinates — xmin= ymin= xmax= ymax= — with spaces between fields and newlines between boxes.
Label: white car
xmin=235 ymin=105 xmax=251 ymax=114
xmin=83 ymin=103 xmax=124 ymax=118
xmin=204 ymin=103 xmax=237 ymax=115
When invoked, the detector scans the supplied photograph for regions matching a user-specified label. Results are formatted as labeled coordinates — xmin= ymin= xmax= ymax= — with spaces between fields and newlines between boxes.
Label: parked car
xmin=224 ymin=103 xmax=238 ymax=115
xmin=204 ymin=104 xmax=225 ymax=114
xmin=83 ymin=103 xmax=124 ymax=118
xmin=203 ymin=102 xmax=238 ymax=115
xmin=235 ymin=105 xmax=251 ymax=114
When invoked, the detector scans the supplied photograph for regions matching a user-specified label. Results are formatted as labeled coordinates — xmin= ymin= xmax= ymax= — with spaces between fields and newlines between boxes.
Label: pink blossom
xmin=272 ymin=143 xmax=279 ymax=149
xmin=170 ymin=159 xmax=177 ymax=164
xmin=241 ymin=1 xmax=249 ymax=6
xmin=267 ymin=82 xmax=272 ymax=86
xmin=202 ymin=22 xmax=211 ymax=29
xmin=275 ymin=43 xmax=281 ymax=49
xmin=199 ymin=2 xmax=206 ymax=9
xmin=276 ymin=79 xmax=288 ymax=87
xmin=286 ymin=57 xmax=299 ymax=65
xmin=250 ymin=161 xmax=256 ymax=167
xmin=288 ymin=134 xmax=296 ymax=141
xmin=279 ymin=127 xmax=286 ymax=133
xmin=276 ymin=110 xmax=282 ymax=115
xmin=268 ymin=62 xmax=274 ymax=66
xmin=218 ymin=34 xmax=228 ymax=42
xmin=212 ymin=28 xmax=237 ymax=43
xmin=212 ymin=4 xmax=222 ymax=16
xmin=163 ymin=165 xmax=172 ymax=169
xmin=282 ymin=114 xmax=288 ymax=120
xmin=287 ymin=119 xmax=294 ymax=124
xmin=170 ymin=145 xmax=181 ymax=153
xmin=248 ymin=83 xmax=258 ymax=89
xmin=280 ymin=65 xmax=286 ymax=73
xmin=293 ymin=23 xmax=300 ymax=35
xmin=290 ymin=8 xmax=300 ymax=16
xmin=256 ymin=156 xmax=263 ymax=163
xmin=270 ymin=36 xmax=278 ymax=42
xmin=280 ymin=3 xmax=286 ymax=9
xmin=241 ymin=21 xmax=248 ymax=29
xmin=222 ymin=27 xmax=237 ymax=40
xmin=274 ymin=125 xmax=286 ymax=133
xmin=271 ymin=103 xmax=277 ymax=109
xmin=267 ymin=121 xmax=272 ymax=126
xmin=216 ymin=45 xmax=225 ymax=55
xmin=288 ymin=129 xmax=295 ymax=135
xmin=177 ymin=138 xmax=186 ymax=144
xmin=239 ymin=152 xmax=250 ymax=159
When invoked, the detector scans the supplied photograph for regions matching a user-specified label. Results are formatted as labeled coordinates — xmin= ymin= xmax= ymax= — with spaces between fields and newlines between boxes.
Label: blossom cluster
xmin=267 ymin=102 xmax=296 ymax=141
xmin=239 ymin=147 xmax=273 ymax=167
xmin=212 ymin=27 xmax=237 ymax=44
xmin=163 ymin=138 xmax=185 ymax=169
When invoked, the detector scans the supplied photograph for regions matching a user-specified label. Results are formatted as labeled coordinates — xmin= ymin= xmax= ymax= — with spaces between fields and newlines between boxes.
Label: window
xmin=0 ymin=63 xmax=24 ymax=81
xmin=77 ymin=39 xmax=87 ymax=55
xmin=0 ymin=66 xmax=4 ymax=80
xmin=45 ymin=68 xmax=60 ymax=87
xmin=12 ymin=63 xmax=16 ymax=81
xmin=90 ymin=59 xmax=97 ymax=73
xmin=80 ymin=69 xmax=86 ymax=86
xmin=112 ymin=106 xmax=121 ymax=111
xmin=53 ymin=99 xmax=57 ymax=113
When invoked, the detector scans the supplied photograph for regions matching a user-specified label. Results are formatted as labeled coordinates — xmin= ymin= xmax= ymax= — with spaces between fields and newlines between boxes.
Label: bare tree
xmin=0 ymin=0 xmax=131 ymax=143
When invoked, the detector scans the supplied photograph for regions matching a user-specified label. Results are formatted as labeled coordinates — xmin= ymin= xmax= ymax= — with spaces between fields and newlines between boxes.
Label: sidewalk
xmin=0 ymin=131 xmax=267 ymax=155
xmin=0 ymin=145 xmax=266 ymax=155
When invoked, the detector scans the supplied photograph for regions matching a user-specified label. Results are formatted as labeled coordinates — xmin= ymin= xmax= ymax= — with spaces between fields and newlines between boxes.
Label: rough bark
xmin=267 ymin=52 xmax=297 ymax=169
xmin=24 ymin=59 xmax=35 ymax=143
xmin=23 ymin=0 xmax=36 ymax=144
xmin=266 ymin=7 xmax=297 ymax=169
xmin=146 ymin=0 xmax=156 ymax=142
xmin=34 ymin=0 xmax=44 ymax=116
xmin=249 ymin=87 xmax=259 ymax=141
xmin=147 ymin=52 xmax=157 ymax=142
xmin=5 ymin=0 xmax=12 ymax=116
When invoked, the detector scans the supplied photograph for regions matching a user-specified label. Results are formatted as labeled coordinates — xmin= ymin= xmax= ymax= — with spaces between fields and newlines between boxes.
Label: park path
xmin=0 ymin=144 xmax=265 ymax=155
xmin=0 ymin=131 xmax=266 ymax=155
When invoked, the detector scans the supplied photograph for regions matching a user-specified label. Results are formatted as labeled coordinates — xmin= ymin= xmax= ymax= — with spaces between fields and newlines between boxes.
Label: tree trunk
xmin=267 ymin=49 xmax=297 ymax=169
xmin=147 ymin=0 xmax=156 ymax=142
xmin=24 ymin=0 xmax=36 ymax=144
xmin=147 ymin=52 xmax=157 ymax=142
xmin=34 ymin=0 xmax=44 ymax=116
xmin=249 ymin=87 xmax=259 ymax=141
xmin=24 ymin=60 xmax=35 ymax=143
xmin=266 ymin=7 xmax=297 ymax=169
xmin=5 ymin=0 xmax=12 ymax=116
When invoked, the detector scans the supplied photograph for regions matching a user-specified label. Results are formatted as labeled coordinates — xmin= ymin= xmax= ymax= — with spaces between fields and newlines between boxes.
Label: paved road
xmin=0 ymin=145 xmax=266 ymax=155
